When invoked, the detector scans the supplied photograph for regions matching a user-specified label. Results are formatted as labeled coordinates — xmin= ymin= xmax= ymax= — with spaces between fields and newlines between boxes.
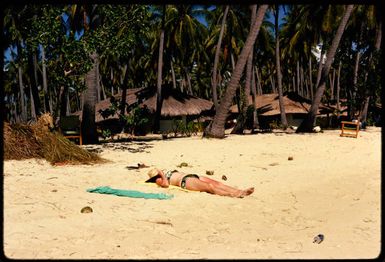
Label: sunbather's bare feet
xmin=240 ymin=187 xmax=254 ymax=197
xmin=233 ymin=187 xmax=254 ymax=198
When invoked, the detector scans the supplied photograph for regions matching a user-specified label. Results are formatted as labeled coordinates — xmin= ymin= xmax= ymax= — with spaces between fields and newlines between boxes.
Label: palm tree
xmin=273 ymin=5 xmax=288 ymax=129
xmin=231 ymin=4 xmax=257 ymax=134
xmin=154 ymin=5 xmax=166 ymax=133
xmin=297 ymin=5 xmax=354 ymax=133
xmin=80 ymin=5 xmax=100 ymax=144
xmin=212 ymin=5 xmax=229 ymax=110
xmin=356 ymin=5 xmax=381 ymax=124
xmin=4 ymin=6 xmax=29 ymax=122
xmin=204 ymin=5 xmax=268 ymax=138
xmin=82 ymin=53 xmax=99 ymax=144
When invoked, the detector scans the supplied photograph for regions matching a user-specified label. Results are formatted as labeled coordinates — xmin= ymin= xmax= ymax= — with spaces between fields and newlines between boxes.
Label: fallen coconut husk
xmin=4 ymin=113 xmax=106 ymax=165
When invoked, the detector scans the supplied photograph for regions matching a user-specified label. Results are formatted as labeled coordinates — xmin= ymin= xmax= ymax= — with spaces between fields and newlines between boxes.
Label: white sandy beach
xmin=3 ymin=127 xmax=381 ymax=259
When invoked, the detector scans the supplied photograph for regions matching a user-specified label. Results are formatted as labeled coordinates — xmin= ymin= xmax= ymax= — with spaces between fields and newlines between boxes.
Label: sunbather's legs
xmin=185 ymin=177 xmax=252 ymax=198
xmin=199 ymin=176 xmax=254 ymax=197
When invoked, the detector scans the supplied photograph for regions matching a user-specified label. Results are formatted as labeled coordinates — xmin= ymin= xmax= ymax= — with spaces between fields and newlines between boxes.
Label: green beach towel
xmin=87 ymin=186 xmax=173 ymax=200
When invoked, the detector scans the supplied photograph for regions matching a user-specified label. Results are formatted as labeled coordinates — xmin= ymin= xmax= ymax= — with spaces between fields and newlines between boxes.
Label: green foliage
xmin=101 ymin=129 xmax=112 ymax=139
xmin=99 ymin=97 xmax=150 ymax=136
xmin=85 ymin=5 xmax=150 ymax=60
xmin=171 ymin=119 xmax=200 ymax=137
xmin=121 ymin=106 xmax=151 ymax=135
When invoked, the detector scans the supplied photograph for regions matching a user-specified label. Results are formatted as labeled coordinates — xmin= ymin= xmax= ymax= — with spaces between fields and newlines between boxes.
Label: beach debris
xmin=313 ymin=234 xmax=324 ymax=244
xmin=177 ymin=162 xmax=189 ymax=168
xmin=206 ymin=170 xmax=214 ymax=176
xmin=88 ymin=142 xmax=152 ymax=153
xmin=288 ymin=156 xmax=294 ymax=161
xmin=269 ymin=162 xmax=279 ymax=166
xmin=126 ymin=162 xmax=149 ymax=170
xmin=81 ymin=206 xmax=93 ymax=213
xmin=313 ymin=126 xmax=321 ymax=133
xmin=82 ymin=146 xmax=103 ymax=154
xmin=222 ymin=175 xmax=227 ymax=181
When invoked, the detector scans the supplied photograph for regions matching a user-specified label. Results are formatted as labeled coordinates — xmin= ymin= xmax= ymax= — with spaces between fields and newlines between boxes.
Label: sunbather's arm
xmin=155 ymin=170 xmax=169 ymax=188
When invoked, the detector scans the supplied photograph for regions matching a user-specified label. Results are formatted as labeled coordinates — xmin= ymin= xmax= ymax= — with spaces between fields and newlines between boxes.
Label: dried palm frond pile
xmin=4 ymin=122 xmax=44 ymax=160
xmin=4 ymin=113 xmax=105 ymax=165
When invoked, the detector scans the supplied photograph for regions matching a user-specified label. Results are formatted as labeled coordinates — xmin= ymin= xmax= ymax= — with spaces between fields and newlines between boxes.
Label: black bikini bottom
xmin=181 ymin=174 xmax=200 ymax=189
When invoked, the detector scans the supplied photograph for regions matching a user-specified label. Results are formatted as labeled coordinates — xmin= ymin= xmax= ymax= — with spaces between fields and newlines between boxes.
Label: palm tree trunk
xmin=81 ymin=53 xmax=99 ymax=144
xmin=185 ymin=69 xmax=193 ymax=95
xmin=296 ymin=60 xmax=300 ymax=94
xmin=270 ymin=75 xmax=276 ymax=93
xmin=41 ymin=46 xmax=52 ymax=113
xmin=300 ymin=62 xmax=304 ymax=96
xmin=336 ymin=61 xmax=341 ymax=119
xmin=305 ymin=78 xmax=310 ymax=99
xmin=275 ymin=5 xmax=288 ymax=128
xmin=29 ymin=86 xmax=36 ymax=121
xmin=18 ymin=66 xmax=27 ymax=123
xmin=308 ymin=56 xmax=313 ymax=99
xmin=297 ymin=4 xmax=354 ymax=133
xmin=251 ymin=65 xmax=259 ymax=129
xmin=360 ymin=18 xmax=382 ymax=124
xmin=230 ymin=53 xmax=236 ymax=70
xmin=171 ymin=58 xmax=177 ymax=89
xmin=232 ymin=4 xmax=257 ymax=134
xmin=59 ymin=85 xmax=69 ymax=117
xmin=204 ymin=5 xmax=268 ymax=138
xmin=350 ymin=51 xmax=361 ymax=117
xmin=212 ymin=5 xmax=230 ymax=110
xmin=29 ymin=51 xmax=41 ymax=118
xmin=314 ymin=45 xmax=325 ymax=92
xmin=330 ymin=68 xmax=335 ymax=100
xmin=96 ymin=58 xmax=101 ymax=102
xmin=154 ymin=5 xmax=166 ymax=132
xmin=256 ymin=67 xmax=262 ymax=95
xmin=110 ymin=68 xmax=114 ymax=95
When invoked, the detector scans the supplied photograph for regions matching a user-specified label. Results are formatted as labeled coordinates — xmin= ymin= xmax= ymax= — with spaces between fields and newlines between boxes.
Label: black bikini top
xmin=165 ymin=170 xmax=178 ymax=182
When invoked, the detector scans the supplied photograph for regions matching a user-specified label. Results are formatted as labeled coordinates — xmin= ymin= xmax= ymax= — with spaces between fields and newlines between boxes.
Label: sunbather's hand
xmin=154 ymin=169 xmax=169 ymax=188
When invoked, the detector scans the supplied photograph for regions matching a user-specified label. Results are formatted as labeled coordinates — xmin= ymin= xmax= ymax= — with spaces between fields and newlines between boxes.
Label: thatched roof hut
xmin=230 ymin=92 xmax=333 ymax=116
xmin=75 ymin=87 xmax=214 ymax=123
xmin=137 ymin=87 xmax=214 ymax=117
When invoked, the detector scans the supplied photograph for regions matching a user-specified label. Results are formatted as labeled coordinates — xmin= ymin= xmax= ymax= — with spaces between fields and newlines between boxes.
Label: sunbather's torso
xmin=164 ymin=170 xmax=199 ymax=188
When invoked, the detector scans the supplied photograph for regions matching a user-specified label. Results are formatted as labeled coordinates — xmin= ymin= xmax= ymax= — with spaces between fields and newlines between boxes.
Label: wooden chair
xmin=59 ymin=115 xmax=83 ymax=145
xmin=340 ymin=121 xmax=360 ymax=138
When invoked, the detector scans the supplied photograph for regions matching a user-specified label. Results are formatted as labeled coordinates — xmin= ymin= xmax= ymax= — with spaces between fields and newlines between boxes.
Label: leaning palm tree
xmin=204 ymin=5 xmax=268 ymax=138
xmin=231 ymin=4 xmax=257 ymax=134
xmin=296 ymin=5 xmax=354 ymax=133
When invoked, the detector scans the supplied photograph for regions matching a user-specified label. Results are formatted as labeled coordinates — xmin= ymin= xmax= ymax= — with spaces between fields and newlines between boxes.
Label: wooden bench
xmin=59 ymin=115 xmax=83 ymax=145
xmin=340 ymin=121 xmax=360 ymax=138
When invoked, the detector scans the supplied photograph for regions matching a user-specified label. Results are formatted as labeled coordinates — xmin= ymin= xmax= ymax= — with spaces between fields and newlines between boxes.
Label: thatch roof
xmin=75 ymin=87 xmax=214 ymax=123
xmin=229 ymin=92 xmax=333 ymax=116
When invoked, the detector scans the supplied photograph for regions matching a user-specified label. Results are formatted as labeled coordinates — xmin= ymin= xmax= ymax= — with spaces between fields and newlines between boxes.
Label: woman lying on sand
xmin=146 ymin=168 xmax=254 ymax=198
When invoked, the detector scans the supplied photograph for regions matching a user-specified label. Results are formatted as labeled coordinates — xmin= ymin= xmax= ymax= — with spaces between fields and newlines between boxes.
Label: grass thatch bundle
xmin=4 ymin=122 xmax=44 ymax=160
xmin=4 ymin=113 xmax=105 ymax=165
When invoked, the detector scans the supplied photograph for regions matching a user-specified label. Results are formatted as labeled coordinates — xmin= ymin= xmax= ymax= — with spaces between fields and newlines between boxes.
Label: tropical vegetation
xmin=2 ymin=4 xmax=382 ymax=142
